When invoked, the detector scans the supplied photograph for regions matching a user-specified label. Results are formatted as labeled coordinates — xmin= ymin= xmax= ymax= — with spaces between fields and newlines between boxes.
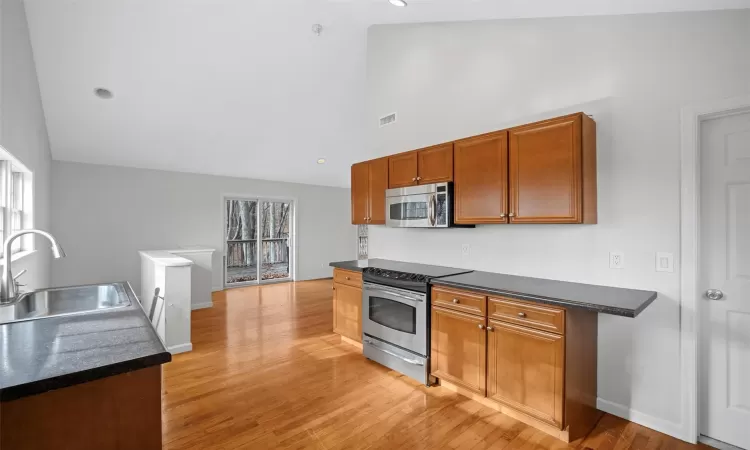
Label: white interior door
xmin=699 ymin=111 xmax=750 ymax=449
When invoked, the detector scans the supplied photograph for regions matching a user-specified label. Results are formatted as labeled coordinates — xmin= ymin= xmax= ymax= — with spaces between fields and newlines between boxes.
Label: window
xmin=0 ymin=146 xmax=33 ymax=260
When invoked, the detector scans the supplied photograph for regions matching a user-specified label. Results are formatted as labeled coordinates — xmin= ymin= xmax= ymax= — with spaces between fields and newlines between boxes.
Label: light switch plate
xmin=656 ymin=252 xmax=674 ymax=272
xmin=461 ymin=244 xmax=471 ymax=256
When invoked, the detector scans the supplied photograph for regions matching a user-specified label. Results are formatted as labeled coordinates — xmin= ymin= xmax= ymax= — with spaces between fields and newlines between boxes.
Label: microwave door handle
xmin=429 ymin=194 xmax=436 ymax=226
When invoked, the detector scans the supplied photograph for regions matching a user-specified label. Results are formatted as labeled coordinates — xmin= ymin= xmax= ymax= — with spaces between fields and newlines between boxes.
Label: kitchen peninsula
xmin=329 ymin=259 xmax=657 ymax=442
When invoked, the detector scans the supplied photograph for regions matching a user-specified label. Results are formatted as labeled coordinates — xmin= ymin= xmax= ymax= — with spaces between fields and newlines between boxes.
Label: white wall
xmin=366 ymin=10 xmax=750 ymax=440
xmin=51 ymin=161 xmax=355 ymax=293
xmin=0 ymin=0 xmax=53 ymax=289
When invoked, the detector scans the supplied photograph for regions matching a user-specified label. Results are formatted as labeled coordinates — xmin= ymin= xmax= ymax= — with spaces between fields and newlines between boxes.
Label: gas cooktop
xmin=362 ymin=260 xmax=472 ymax=293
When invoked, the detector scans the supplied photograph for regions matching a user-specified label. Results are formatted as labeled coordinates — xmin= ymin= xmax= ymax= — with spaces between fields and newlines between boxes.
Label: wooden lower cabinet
xmin=487 ymin=319 xmax=564 ymax=427
xmin=333 ymin=282 xmax=361 ymax=343
xmin=332 ymin=269 xmax=363 ymax=344
xmin=430 ymin=307 xmax=487 ymax=395
xmin=429 ymin=286 xmax=599 ymax=442
xmin=0 ymin=366 xmax=163 ymax=450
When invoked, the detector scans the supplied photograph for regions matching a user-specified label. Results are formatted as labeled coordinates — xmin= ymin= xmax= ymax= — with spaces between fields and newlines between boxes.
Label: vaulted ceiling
xmin=24 ymin=0 xmax=750 ymax=187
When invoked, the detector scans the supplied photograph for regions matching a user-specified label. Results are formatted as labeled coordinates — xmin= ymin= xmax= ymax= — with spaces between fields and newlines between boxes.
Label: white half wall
xmin=0 ymin=0 xmax=53 ymax=289
xmin=51 ymin=161 xmax=355 ymax=293
xmin=365 ymin=10 xmax=750 ymax=441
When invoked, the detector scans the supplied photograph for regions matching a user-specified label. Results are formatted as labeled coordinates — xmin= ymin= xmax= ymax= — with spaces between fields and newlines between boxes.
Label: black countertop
xmin=0 ymin=282 xmax=171 ymax=402
xmin=431 ymin=271 xmax=657 ymax=318
xmin=330 ymin=260 xmax=657 ymax=318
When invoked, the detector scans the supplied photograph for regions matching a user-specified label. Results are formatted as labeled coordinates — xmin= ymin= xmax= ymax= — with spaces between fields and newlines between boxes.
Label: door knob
xmin=706 ymin=289 xmax=724 ymax=300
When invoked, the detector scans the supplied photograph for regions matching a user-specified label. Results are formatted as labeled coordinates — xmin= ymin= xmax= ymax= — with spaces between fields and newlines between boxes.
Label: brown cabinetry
xmin=332 ymin=269 xmax=362 ymax=343
xmin=351 ymin=157 xmax=388 ymax=225
xmin=486 ymin=319 xmax=564 ymax=427
xmin=430 ymin=307 xmax=487 ymax=395
xmin=508 ymin=113 xmax=597 ymax=224
xmin=351 ymin=112 xmax=597 ymax=225
xmin=429 ymin=286 xmax=599 ymax=442
xmin=388 ymin=143 xmax=454 ymax=189
xmin=454 ymin=131 xmax=508 ymax=224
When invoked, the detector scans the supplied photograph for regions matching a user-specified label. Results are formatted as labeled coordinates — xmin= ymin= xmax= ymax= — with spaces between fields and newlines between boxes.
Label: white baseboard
xmin=191 ymin=302 xmax=213 ymax=310
xmin=168 ymin=343 xmax=193 ymax=354
xmin=597 ymin=398 xmax=686 ymax=441
xmin=211 ymin=285 xmax=223 ymax=292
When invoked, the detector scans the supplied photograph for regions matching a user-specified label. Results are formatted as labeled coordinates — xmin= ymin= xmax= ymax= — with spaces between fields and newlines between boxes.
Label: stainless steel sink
xmin=0 ymin=283 xmax=131 ymax=325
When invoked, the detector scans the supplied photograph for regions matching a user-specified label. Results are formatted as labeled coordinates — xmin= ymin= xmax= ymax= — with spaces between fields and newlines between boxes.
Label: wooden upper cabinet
xmin=417 ymin=143 xmax=454 ymax=184
xmin=508 ymin=113 xmax=597 ymax=224
xmin=368 ymin=157 xmax=389 ymax=224
xmin=388 ymin=143 xmax=454 ymax=188
xmin=430 ymin=306 xmax=487 ymax=395
xmin=486 ymin=319 xmax=564 ymax=428
xmin=388 ymin=152 xmax=418 ymax=188
xmin=351 ymin=157 xmax=388 ymax=225
xmin=351 ymin=162 xmax=369 ymax=225
xmin=454 ymin=131 xmax=508 ymax=224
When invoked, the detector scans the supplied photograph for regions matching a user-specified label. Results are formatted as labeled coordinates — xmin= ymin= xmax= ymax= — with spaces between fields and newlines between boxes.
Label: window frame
xmin=0 ymin=146 xmax=34 ymax=262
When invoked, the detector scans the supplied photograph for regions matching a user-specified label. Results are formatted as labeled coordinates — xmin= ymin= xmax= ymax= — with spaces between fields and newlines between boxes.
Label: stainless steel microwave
xmin=386 ymin=182 xmax=470 ymax=228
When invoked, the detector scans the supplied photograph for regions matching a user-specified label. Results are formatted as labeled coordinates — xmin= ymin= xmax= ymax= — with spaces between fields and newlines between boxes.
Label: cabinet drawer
xmin=432 ymin=287 xmax=486 ymax=316
xmin=488 ymin=297 xmax=565 ymax=335
xmin=333 ymin=269 xmax=362 ymax=288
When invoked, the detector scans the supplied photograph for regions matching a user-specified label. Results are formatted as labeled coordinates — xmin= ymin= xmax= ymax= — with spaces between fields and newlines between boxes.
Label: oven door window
xmin=389 ymin=201 xmax=428 ymax=221
xmin=369 ymin=296 xmax=417 ymax=334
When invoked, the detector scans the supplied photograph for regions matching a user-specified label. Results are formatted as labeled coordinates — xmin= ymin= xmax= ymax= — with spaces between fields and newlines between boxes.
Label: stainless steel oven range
xmin=361 ymin=263 xmax=472 ymax=385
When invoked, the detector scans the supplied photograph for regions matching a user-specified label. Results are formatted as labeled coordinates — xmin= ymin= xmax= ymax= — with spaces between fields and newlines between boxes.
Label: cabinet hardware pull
xmin=346 ymin=277 xmax=350 ymax=280
xmin=509 ymin=213 xmax=516 ymax=218
xmin=416 ymin=177 xmax=422 ymax=181
xmin=478 ymin=324 xmax=485 ymax=330
xmin=499 ymin=213 xmax=506 ymax=218
xmin=486 ymin=326 xmax=494 ymax=332
xmin=452 ymin=298 xmax=460 ymax=304
xmin=412 ymin=177 xmax=416 ymax=181
xmin=517 ymin=312 xmax=527 ymax=318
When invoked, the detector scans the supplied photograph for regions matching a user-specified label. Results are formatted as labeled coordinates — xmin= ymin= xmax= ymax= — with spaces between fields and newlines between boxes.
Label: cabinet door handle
xmin=478 ymin=324 xmax=485 ymax=330
xmin=452 ymin=298 xmax=460 ymax=304
xmin=346 ymin=277 xmax=350 ymax=280
xmin=486 ymin=326 xmax=495 ymax=332
xmin=412 ymin=177 xmax=416 ymax=182
xmin=509 ymin=213 xmax=516 ymax=218
xmin=517 ymin=312 xmax=527 ymax=318
xmin=499 ymin=213 xmax=506 ymax=218
xmin=416 ymin=176 xmax=422 ymax=181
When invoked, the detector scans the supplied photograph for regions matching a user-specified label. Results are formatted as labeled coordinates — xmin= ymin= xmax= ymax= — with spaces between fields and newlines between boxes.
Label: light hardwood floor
xmin=162 ymin=279 xmax=707 ymax=450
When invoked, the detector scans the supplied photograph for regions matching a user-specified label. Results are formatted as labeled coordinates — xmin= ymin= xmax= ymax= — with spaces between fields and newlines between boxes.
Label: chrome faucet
xmin=0 ymin=229 xmax=66 ymax=304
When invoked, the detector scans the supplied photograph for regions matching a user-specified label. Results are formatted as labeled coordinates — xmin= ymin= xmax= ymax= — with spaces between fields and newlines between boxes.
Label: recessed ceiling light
xmin=317 ymin=158 xmax=326 ymax=164
xmin=94 ymin=88 xmax=113 ymax=99
xmin=389 ymin=0 xmax=407 ymax=6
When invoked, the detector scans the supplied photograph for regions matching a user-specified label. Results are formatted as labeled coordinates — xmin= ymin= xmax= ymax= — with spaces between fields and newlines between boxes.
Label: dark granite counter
xmin=329 ymin=259 xmax=369 ymax=272
xmin=431 ymin=271 xmax=657 ymax=318
xmin=0 ymin=282 xmax=171 ymax=402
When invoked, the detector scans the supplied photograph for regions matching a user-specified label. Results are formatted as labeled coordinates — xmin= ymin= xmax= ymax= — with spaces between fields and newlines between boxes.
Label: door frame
xmin=221 ymin=193 xmax=298 ymax=288
xmin=679 ymin=94 xmax=750 ymax=444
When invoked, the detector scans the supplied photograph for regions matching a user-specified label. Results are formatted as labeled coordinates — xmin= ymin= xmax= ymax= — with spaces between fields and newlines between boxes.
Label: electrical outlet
xmin=609 ymin=252 xmax=624 ymax=269
xmin=656 ymin=252 xmax=674 ymax=272
xmin=461 ymin=244 xmax=471 ymax=256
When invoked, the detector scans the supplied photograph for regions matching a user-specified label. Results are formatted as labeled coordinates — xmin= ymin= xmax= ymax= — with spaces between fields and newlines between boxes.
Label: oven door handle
xmin=364 ymin=285 xmax=424 ymax=303
xmin=364 ymin=339 xmax=425 ymax=366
